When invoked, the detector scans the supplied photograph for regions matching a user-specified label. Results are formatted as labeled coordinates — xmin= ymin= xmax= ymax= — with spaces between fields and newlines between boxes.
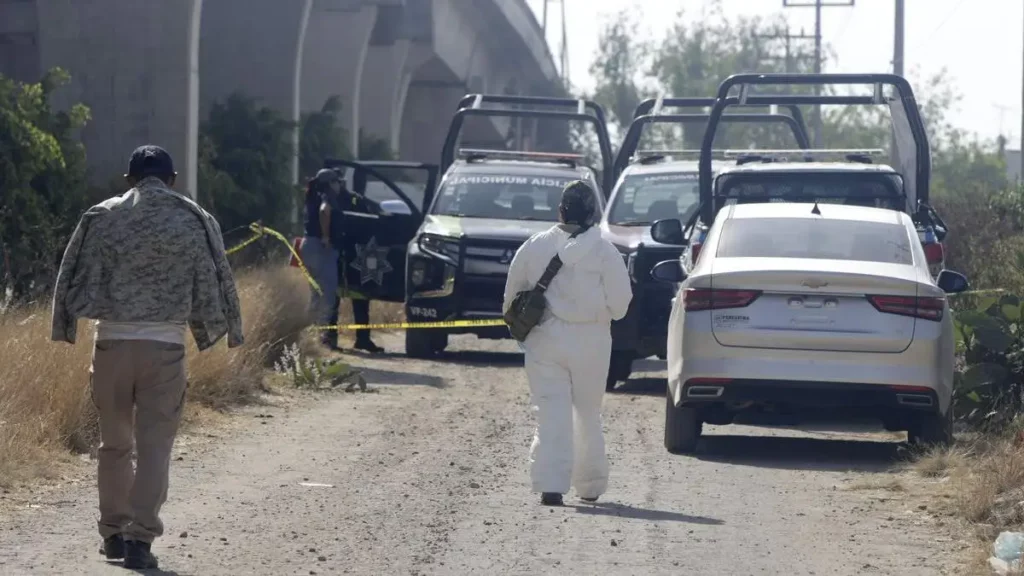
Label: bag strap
xmin=533 ymin=226 xmax=590 ymax=293
xmin=534 ymin=255 xmax=562 ymax=291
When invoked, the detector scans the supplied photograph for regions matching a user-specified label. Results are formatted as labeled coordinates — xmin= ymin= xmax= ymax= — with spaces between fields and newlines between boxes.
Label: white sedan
xmin=649 ymin=202 xmax=969 ymax=454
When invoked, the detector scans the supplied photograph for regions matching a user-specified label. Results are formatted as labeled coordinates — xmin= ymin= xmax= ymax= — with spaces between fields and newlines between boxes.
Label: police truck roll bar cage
xmin=442 ymin=94 xmax=615 ymax=193
xmin=613 ymin=112 xmax=812 ymax=178
xmin=632 ymin=96 xmax=810 ymax=133
xmin=696 ymin=73 xmax=938 ymax=234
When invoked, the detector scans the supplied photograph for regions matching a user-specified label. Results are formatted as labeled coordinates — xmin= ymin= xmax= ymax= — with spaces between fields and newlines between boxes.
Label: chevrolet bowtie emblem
xmin=802 ymin=278 xmax=829 ymax=289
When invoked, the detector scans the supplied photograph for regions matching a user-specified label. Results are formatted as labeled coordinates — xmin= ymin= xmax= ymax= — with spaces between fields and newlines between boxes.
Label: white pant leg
xmin=568 ymin=324 xmax=612 ymax=498
xmin=523 ymin=324 xmax=573 ymax=494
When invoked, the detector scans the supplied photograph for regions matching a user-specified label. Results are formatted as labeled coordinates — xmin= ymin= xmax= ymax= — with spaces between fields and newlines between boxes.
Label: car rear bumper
xmin=674 ymin=378 xmax=941 ymax=415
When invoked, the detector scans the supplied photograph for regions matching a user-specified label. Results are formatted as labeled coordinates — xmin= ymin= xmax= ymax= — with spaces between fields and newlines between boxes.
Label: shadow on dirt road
xmin=693 ymin=434 xmax=903 ymax=473
xmin=573 ymin=501 xmax=725 ymax=525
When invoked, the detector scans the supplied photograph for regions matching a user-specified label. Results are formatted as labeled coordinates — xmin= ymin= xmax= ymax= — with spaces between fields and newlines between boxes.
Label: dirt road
xmin=0 ymin=334 xmax=959 ymax=575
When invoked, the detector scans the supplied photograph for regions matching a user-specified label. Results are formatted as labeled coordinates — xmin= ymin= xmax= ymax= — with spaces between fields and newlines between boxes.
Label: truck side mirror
xmin=651 ymin=259 xmax=686 ymax=283
xmin=651 ymin=218 xmax=685 ymax=245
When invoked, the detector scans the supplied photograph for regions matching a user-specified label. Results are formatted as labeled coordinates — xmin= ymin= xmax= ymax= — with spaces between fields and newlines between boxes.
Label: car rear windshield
xmin=716 ymin=217 xmax=914 ymax=265
xmin=607 ymin=172 xmax=700 ymax=226
xmin=431 ymin=173 xmax=598 ymax=221
xmin=717 ymin=173 xmax=905 ymax=211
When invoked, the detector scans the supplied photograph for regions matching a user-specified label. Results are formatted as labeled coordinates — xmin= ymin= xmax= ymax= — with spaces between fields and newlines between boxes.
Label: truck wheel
xmin=405 ymin=329 xmax=436 ymax=359
xmin=606 ymin=351 xmax=633 ymax=392
xmin=908 ymin=410 xmax=952 ymax=447
xmin=665 ymin=389 xmax=702 ymax=454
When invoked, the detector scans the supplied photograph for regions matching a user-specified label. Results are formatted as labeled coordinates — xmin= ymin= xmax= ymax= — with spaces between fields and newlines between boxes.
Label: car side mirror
xmin=651 ymin=259 xmax=686 ymax=284
xmin=651 ymin=218 xmax=685 ymax=245
xmin=936 ymin=270 xmax=969 ymax=294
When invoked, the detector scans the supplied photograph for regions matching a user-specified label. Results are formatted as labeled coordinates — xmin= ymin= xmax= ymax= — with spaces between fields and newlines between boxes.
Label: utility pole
xmin=1021 ymin=0 xmax=1024 ymax=179
xmin=782 ymin=0 xmax=855 ymax=148
xmin=893 ymin=0 xmax=904 ymax=76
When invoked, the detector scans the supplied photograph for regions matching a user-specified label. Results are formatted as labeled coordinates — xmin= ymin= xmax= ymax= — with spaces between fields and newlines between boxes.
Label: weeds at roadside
xmin=274 ymin=343 xmax=366 ymax=392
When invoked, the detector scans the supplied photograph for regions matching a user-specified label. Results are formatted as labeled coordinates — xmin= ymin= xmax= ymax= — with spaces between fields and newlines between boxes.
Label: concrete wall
xmin=1 ymin=0 xmax=202 ymax=198
xmin=0 ymin=0 xmax=561 ymax=199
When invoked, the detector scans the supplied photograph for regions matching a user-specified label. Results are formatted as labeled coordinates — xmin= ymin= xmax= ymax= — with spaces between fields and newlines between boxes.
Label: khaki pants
xmin=90 ymin=339 xmax=187 ymax=543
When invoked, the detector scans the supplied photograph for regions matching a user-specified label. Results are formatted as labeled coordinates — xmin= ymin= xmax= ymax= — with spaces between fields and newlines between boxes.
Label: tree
xmin=0 ymin=68 xmax=92 ymax=302
xmin=199 ymin=93 xmax=295 ymax=233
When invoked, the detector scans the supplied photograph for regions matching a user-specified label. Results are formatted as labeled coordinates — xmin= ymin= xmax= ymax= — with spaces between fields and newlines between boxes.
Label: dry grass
xmin=0 ymin=265 xmax=404 ymax=488
xmin=912 ymin=431 xmax=1024 ymax=572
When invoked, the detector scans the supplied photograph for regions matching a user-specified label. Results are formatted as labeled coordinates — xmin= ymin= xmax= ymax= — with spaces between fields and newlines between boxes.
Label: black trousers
xmin=322 ymin=298 xmax=371 ymax=345
xmin=352 ymin=298 xmax=371 ymax=342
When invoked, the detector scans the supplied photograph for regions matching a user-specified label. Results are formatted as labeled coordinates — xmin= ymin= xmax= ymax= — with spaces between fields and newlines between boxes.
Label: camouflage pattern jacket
xmin=51 ymin=177 xmax=244 ymax=350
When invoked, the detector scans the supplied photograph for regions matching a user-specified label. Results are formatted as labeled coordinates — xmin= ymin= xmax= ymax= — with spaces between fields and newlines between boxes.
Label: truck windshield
xmin=431 ymin=173 xmax=596 ymax=221
xmin=607 ymin=172 xmax=700 ymax=226
xmin=717 ymin=172 xmax=906 ymax=211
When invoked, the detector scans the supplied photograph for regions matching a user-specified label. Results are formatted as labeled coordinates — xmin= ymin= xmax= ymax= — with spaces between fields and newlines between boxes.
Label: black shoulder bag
xmin=504 ymin=227 xmax=587 ymax=342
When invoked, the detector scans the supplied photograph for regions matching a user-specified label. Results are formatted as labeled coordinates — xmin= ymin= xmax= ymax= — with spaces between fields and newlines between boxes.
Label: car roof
xmin=448 ymin=159 xmax=592 ymax=179
xmin=726 ymin=202 xmax=908 ymax=225
xmin=719 ymin=161 xmax=899 ymax=175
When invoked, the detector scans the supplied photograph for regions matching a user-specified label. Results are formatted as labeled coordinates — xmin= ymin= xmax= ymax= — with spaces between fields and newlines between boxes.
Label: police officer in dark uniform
xmin=334 ymin=170 xmax=386 ymax=354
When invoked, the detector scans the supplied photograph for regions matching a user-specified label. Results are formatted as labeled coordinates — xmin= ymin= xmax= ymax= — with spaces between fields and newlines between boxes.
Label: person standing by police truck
xmin=503 ymin=181 xmax=632 ymax=506
xmin=301 ymin=169 xmax=344 ymax=350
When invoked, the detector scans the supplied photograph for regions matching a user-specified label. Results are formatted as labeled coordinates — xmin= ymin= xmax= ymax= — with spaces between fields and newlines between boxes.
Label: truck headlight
xmin=418 ymin=233 xmax=460 ymax=261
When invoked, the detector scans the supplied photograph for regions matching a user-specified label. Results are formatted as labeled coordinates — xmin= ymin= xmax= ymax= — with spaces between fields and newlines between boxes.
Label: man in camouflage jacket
xmin=50 ymin=145 xmax=243 ymax=570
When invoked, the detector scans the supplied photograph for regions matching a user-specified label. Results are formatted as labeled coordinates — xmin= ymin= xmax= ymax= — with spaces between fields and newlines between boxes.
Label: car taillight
xmin=684 ymin=288 xmax=761 ymax=311
xmin=867 ymin=295 xmax=944 ymax=321
xmin=923 ymin=242 xmax=944 ymax=266
xmin=288 ymin=237 xmax=303 ymax=268
xmin=690 ymin=242 xmax=703 ymax=263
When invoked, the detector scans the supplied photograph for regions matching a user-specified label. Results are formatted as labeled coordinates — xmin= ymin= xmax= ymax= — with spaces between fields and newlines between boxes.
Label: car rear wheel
xmin=665 ymin=389 xmax=702 ymax=454
xmin=405 ymin=329 xmax=445 ymax=358
xmin=908 ymin=410 xmax=952 ymax=447
xmin=606 ymin=351 xmax=633 ymax=392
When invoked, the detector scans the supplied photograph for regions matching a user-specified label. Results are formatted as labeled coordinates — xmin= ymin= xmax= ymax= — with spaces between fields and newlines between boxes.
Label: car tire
xmin=405 ymin=329 xmax=437 ymax=359
xmin=606 ymin=351 xmax=633 ymax=392
xmin=908 ymin=410 xmax=952 ymax=447
xmin=664 ymin=389 xmax=702 ymax=454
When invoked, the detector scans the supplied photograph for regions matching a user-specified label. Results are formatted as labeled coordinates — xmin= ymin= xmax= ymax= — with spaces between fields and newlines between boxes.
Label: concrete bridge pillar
xmin=25 ymin=0 xmax=203 ymax=199
xmin=301 ymin=0 xmax=378 ymax=160
xmin=199 ymin=0 xmax=312 ymax=184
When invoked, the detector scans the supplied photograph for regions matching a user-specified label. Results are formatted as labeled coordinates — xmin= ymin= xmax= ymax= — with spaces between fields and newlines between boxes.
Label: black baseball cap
xmin=126 ymin=145 xmax=176 ymax=179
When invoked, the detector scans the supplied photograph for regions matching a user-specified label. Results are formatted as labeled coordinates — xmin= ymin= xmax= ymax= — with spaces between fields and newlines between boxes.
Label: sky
xmin=525 ymin=0 xmax=1023 ymax=146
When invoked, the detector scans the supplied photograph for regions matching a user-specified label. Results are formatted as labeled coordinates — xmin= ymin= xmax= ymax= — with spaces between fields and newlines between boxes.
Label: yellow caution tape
xmin=951 ymin=288 xmax=1006 ymax=297
xmin=224 ymin=222 xmax=322 ymax=295
xmin=311 ymin=319 xmax=506 ymax=332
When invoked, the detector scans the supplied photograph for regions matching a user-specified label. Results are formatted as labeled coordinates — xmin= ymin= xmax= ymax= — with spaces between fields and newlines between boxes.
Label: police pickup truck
xmin=403 ymin=95 xmax=614 ymax=358
xmin=650 ymin=74 xmax=948 ymax=278
xmin=601 ymin=97 xmax=812 ymax=390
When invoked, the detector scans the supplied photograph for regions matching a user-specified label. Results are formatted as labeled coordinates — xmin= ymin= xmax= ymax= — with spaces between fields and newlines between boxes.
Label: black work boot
xmin=353 ymin=336 xmax=384 ymax=354
xmin=99 ymin=534 xmax=124 ymax=559
xmin=541 ymin=492 xmax=563 ymax=506
xmin=124 ymin=540 xmax=159 ymax=570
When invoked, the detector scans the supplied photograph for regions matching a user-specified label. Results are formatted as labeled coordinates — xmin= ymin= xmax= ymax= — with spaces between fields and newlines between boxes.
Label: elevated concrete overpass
xmin=0 ymin=0 xmax=560 ymax=199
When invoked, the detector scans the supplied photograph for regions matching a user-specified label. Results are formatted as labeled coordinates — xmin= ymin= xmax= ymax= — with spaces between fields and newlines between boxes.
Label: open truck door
xmin=317 ymin=159 xmax=438 ymax=303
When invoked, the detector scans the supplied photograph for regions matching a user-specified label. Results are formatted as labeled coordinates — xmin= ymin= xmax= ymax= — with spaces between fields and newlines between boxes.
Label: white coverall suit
xmin=503 ymin=225 xmax=632 ymax=498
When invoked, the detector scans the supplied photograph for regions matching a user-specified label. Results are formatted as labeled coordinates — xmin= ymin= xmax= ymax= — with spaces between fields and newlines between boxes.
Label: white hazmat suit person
xmin=503 ymin=180 xmax=632 ymax=506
